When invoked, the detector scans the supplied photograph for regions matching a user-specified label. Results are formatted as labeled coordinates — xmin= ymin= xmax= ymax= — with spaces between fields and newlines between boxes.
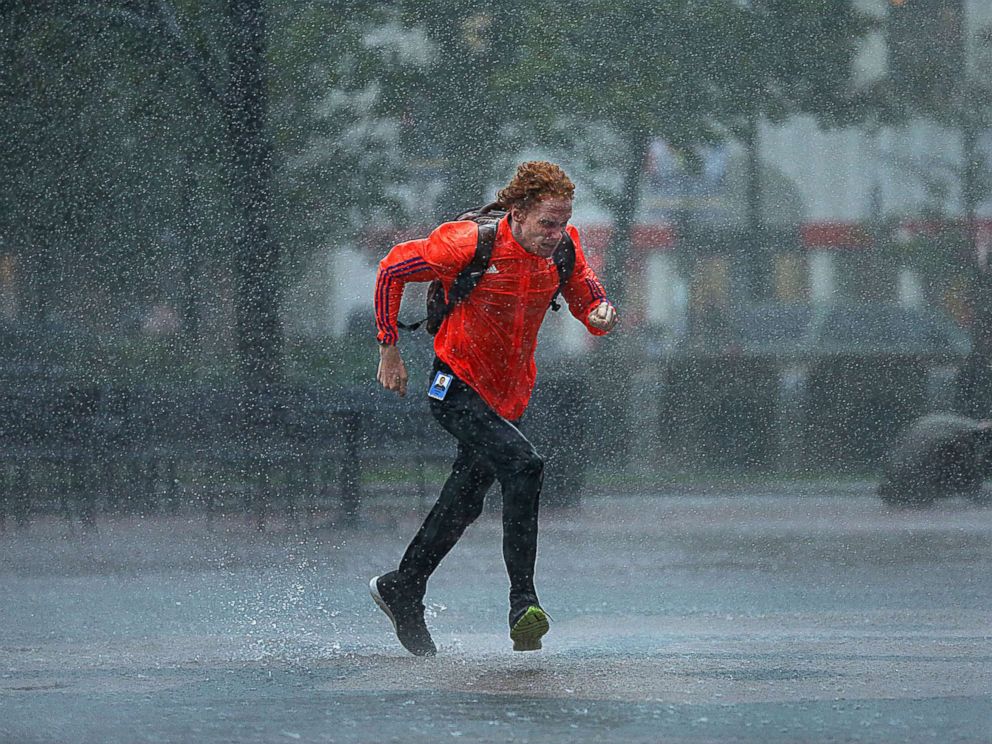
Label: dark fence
xmin=655 ymin=302 xmax=973 ymax=474
xmin=0 ymin=381 xmax=454 ymax=530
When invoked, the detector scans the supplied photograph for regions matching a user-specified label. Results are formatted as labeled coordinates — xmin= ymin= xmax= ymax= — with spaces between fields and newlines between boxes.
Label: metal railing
xmin=0 ymin=382 xmax=453 ymax=530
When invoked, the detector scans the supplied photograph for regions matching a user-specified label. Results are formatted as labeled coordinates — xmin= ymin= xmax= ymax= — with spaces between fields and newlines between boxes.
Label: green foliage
xmin=269 ymin=3 xmax=413 ymax=260
xmin=2 ymin=1 xmax=415 ymax=381
xmin=512 ymin=0 xmax=870 ymax=143
xmin=1 ymin=0 xmax=877 ymax=378
xmin=502 ymin=0 xmax=872 ymax=303
xmin=718 ymin=0 xmax=872 ymax=126
xmin=1 ymin=3 xmax=233 ymax=324
xmin=378 ymin=2 xmax=538 ymax=218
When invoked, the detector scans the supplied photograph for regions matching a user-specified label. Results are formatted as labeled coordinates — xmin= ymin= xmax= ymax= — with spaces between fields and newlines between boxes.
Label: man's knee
xmin=490 ymin=441 xmax=543 ymax=485
xmin=517 ymin=449 xmax=544 ymax=481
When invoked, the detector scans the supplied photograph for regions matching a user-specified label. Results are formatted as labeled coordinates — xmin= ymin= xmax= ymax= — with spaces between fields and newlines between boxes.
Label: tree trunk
xmin=742 ymin=113 xmax=771 ymax=301
xmin=603 ymin=128 xmax=650 ymax=310
xmin=961 ymin=102 xmax=992 ymax=358
xmin=225 ymin=0 xmax=283 ymax=391
xmin=431 ymin=26 xmax=504 ymax=219
xmin=177 ymin=159 xmax=202 ymax=362
xmin=26 ymin=229 xmax=55 ymax=324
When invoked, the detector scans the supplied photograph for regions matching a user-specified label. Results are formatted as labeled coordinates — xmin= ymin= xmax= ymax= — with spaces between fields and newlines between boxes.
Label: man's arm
xmin=372 ymin=222 xmax=480 ymax=395
xmin=374 ymin=238 xmax=433 ymax=346
xmin=373 ymin=238 xmax=434 ymax=396
xmin=560 ymin=229 xmax=618 ymax=335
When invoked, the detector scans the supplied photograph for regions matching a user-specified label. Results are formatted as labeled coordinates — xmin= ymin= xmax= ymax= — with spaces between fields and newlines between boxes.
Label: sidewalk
xmin=2 ymin=490 xmax=990 ymax=743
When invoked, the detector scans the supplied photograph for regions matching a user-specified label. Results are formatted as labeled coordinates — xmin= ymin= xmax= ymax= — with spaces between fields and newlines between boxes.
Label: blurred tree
xmin=887 ymin=0 xmax=964 ymax=108
xmin=511 ymin=0 xmax=871 ymax=307
xmin=269 ymin=4 xmax=414 ymax=260
xmin=881 ymin=0 xmax=992 ymax=350
xmin=384 ymin=2 xmax=531 ymax=221
xmin=717 ymin=0 xmax=870 ymax=300
xmin=0 ymin=2 xmax=221 ymax=330
xmin=2 ymin=1 xmax=410 ymax=387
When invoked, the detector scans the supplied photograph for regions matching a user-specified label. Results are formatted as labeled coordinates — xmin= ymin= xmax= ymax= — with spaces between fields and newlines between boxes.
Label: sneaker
xmin=509 ymin=604 xmax=550 ymax=652
xmin=369 ymin=573 xmax=436 ymax=657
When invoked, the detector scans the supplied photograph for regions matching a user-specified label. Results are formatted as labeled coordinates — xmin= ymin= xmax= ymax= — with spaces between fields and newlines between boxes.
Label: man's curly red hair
xmin=496 ymin=161 xmax=575 ymax=213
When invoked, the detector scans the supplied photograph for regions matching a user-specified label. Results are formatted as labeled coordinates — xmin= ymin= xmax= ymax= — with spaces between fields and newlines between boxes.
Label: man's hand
xmin=588 ymin=301 xmax=618 ymax=332
xmin=377 ymin=344 xmax=408 ymax=397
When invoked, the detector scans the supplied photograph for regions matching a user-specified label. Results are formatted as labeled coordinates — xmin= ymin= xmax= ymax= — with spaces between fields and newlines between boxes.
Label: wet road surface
xmin=2 ymin=487 xmax=990 ymax=742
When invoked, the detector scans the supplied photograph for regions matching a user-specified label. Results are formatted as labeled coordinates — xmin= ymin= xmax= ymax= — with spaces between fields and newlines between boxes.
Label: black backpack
xmin=398 ymin=202 xmax=576 ymax=335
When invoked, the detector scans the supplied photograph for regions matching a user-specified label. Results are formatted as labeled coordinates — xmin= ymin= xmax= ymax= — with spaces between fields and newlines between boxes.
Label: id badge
xmin=428 ymin=371 xmax=453 ymax=400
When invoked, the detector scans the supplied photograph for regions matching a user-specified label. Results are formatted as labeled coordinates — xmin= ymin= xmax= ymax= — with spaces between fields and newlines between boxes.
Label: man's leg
xmin=428 ymin=377 xmax=547 ymax=647
xmin=396 ymin=442 xmax=496 ymax=597
xmin=370 ymin=398 xmax=495 ymax=656
xmin=372 ymin=369 xmax=547 ymax=654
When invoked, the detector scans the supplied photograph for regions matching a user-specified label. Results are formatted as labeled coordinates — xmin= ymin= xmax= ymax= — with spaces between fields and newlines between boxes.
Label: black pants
xmin=396 ymin=361 xmax=544 ymax=609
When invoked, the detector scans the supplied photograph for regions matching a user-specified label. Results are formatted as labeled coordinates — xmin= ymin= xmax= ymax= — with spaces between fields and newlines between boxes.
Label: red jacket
xmin=375 ymin=216 xmax=610 ymax=420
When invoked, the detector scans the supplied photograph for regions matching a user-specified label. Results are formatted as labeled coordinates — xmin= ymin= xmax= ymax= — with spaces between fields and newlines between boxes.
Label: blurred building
xmin=315 ymin=0 xmax=992 ymax=350
xmin=624 ymin=0 xmax=992 ymax=344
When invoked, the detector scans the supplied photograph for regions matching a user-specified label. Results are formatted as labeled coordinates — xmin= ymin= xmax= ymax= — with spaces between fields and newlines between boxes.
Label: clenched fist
xmin=587 ymin=301 xmax=618 ymax=332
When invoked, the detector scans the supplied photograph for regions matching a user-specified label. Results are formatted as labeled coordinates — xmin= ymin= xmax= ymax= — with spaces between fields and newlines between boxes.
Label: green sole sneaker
xmin=509 ymin=605 xmax=549 ymax=652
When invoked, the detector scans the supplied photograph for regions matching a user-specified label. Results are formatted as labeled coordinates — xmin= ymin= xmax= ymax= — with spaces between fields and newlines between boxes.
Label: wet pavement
xmin=1 ymin=486 xmax=990 ymax=743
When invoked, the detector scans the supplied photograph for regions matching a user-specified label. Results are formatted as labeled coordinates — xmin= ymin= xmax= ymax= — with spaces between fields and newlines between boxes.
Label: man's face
xmin=510 ymin=197 xmax=573 ymax=258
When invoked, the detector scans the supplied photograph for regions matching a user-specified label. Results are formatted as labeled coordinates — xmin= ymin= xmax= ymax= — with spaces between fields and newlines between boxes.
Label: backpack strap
xmin=396 ymin=315 xmax=425 ymax=332
xmin=397 ymin=221 xmax=497 ymax=333
xmin=549 ymin=232 xmax=576 ymax=312
xmin=444 ymin=222 xmax=497 ymax=309
xmin=454 ymin=201 xmax=503 ymax=223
